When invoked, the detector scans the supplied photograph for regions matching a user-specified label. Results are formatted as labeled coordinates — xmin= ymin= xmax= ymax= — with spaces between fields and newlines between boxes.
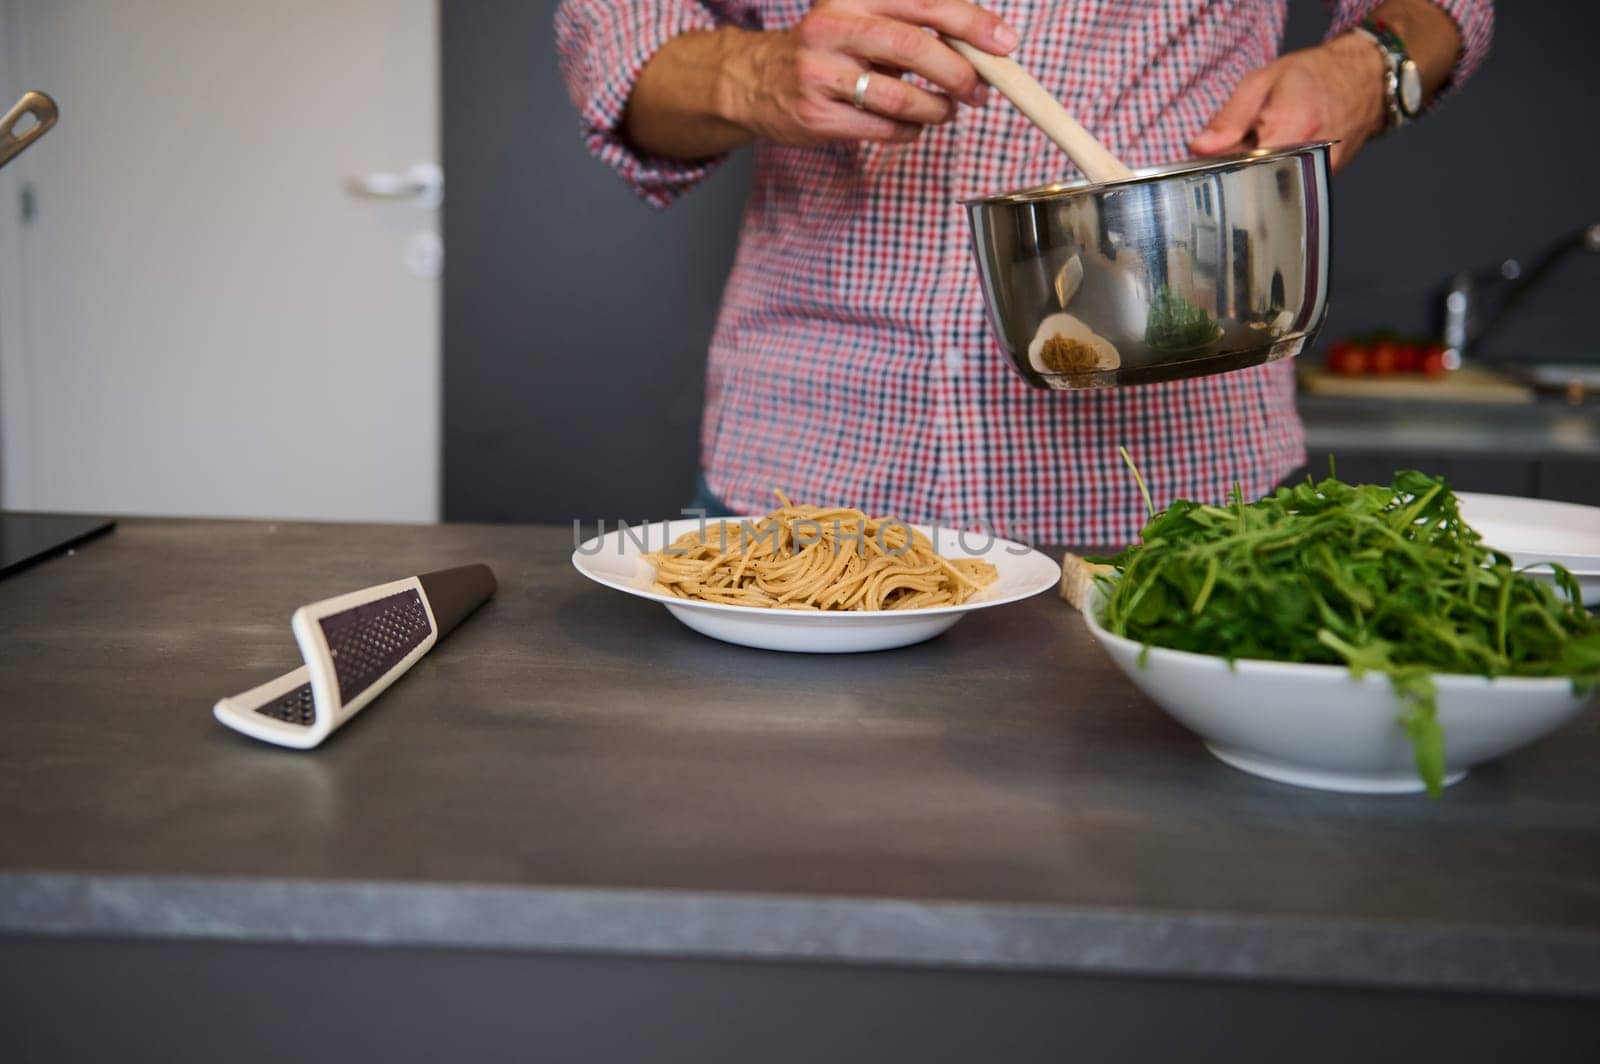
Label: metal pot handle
xmin=0 ymin=91 xmax=59 ymax=171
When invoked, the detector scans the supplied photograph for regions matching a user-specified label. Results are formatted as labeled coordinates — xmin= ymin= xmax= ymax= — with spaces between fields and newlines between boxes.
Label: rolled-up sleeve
xmin=1327 ymin=1 xmax=1494 ymax=101
xmin=555 ymin=0 xmax=749 ymax=208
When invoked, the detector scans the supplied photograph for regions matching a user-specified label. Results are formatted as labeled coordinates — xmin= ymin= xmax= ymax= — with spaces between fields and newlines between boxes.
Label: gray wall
xmin=444 ymin=1 xmax=1599 ymax=524
xmin=1283 ymin=1 xmax=1598 ymax=358
xmin=442 ymin=0 xmax=751 ymax=523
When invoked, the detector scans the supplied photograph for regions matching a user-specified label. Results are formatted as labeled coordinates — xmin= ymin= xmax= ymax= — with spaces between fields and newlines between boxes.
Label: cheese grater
xmin=213 ymin=564 xmax=496 ymax=749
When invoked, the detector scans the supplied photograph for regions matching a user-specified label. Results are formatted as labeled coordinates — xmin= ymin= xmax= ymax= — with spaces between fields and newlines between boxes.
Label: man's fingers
xmin=804 ymin=50 xmax=953 ymax=127
xmin=848 ymin=67 xmax=957 ymax=126
xmin=1251 ymin=78 xmax=1326 ymax=149
xmin=866 ymin=0 xmax=1018 ymax=55
xmin=787 ymin=0 xmax=1019 ymax=140
xmin=1253 ymin=105 xmax=1320 ymax=150
xmin=828 ymin=104 xmax=925 ymax=143
xmin=1190 ymin=66 xmax=1276 ymax=154
xmin=844 ymin=15 xmax=986 ymax=105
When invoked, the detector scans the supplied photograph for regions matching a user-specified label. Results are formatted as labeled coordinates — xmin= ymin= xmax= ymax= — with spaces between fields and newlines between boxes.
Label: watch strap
xmin=1359 ymin=15 xmax=1426 ymax=131
xmin=1360 ymin=16 xmax=1407 ymax=56
xmin=1354 ymin=21 xmax=1408 ymax=132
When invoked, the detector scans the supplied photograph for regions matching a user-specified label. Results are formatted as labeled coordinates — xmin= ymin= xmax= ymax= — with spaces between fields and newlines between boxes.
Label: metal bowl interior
xmin=964 ymin=142 xmax=1333 ymax=390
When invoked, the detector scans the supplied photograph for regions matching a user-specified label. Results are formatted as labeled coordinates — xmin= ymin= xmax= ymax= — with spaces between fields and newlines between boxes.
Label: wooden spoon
xmin=942 ymin=36 xmax=1136 ymax=185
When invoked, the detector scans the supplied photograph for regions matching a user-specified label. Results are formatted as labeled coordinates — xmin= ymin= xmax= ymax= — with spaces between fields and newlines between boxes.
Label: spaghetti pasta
xmin=645 ymin=492 xmax=998 ymax=611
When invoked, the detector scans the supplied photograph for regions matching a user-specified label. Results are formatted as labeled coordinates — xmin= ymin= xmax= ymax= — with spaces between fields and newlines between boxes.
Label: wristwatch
xmin=1354 ymin=17 xmax=1423 ymax=132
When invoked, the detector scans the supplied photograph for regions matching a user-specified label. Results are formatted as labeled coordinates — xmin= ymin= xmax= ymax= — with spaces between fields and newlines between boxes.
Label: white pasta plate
xmin=571 ymin=518 xmax=1061 ymax=653
xmin=1456 ymin=492 xmax=1600 ymax=606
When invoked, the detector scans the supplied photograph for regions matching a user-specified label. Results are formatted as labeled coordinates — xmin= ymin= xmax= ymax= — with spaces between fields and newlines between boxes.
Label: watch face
xmin=1399 ymin=60 xmax=1423 ymax=115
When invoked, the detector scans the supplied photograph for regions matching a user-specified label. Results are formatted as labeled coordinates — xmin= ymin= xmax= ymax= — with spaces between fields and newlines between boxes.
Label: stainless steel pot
xmin=964 ymin=142 xmax=1332 ymax=389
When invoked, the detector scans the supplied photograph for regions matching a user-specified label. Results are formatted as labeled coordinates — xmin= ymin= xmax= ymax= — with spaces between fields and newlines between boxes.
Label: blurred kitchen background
xmin=0 ymin=0 xmax=1595 ymax=527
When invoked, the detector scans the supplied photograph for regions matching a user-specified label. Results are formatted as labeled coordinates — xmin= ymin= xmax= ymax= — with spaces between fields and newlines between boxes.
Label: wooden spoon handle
xmin=942 ymin=36 xmax=1135 ymax=185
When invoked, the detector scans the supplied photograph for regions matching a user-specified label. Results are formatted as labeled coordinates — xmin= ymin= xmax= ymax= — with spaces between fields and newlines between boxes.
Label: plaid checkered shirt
xmin=556 ymin=0 xmax=1492 ymax=543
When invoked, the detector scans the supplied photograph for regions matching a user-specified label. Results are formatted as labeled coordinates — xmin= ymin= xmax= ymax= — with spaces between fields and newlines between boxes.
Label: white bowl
xmin=1084 ymin=591 xmax=1596 ymax=794
xmin=1456 ymin=492 xmax=1600 ymax=607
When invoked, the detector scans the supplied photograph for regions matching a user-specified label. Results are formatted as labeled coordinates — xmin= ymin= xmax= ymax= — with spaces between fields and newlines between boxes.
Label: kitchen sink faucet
xmin=1442 ymin=223 xmax=1600 ymax=365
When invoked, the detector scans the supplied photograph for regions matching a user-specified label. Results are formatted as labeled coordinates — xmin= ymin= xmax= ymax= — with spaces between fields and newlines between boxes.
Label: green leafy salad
xmin=1143 ymin=287 xmax=1221 ymax=351
xmin=1091 ymin=461 xmax=1600 ymax=796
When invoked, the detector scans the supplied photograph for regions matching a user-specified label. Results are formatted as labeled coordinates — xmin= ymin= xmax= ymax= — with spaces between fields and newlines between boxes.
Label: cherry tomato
xmin=1335 ymin=347 xmax=1369 ymax=377
xmin=1420 ymin=347 xmax=1448 ymax=378
xmin=1393 ymin=343 xmax=1420 ymax=374
xmin=1325 ymin=340 xmax=1354 ymax=372
xmin=1369 ymin=341 xmax=1400 ymax=375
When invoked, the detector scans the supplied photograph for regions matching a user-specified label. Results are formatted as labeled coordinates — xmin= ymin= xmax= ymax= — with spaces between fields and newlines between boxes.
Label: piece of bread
xmin=1059 ymin=552 xmax=1114 ymax=612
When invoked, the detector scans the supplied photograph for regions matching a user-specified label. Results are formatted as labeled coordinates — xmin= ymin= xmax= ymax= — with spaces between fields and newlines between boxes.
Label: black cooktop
xmin=0 ymin=513 xmax=116 ymax=579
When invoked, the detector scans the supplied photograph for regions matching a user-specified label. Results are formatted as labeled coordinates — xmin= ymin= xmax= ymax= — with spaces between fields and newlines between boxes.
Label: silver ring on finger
xmin=852 ymin=71 xmax=872 ymax=111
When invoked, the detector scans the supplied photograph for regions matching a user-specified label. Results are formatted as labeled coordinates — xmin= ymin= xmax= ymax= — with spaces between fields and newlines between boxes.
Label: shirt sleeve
xmin=554 ymin=1 xmax=754 ymax=208
xmin=1326 ymin=0 xmax=1494 ymax=102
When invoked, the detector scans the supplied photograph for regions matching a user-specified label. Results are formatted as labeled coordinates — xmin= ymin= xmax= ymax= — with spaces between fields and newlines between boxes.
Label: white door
xmin=0 ymin=0 xmax=440 ymax=522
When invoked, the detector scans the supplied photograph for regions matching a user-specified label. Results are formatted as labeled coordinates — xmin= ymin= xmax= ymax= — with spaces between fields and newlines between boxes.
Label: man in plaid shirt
xmin=556 ymin=1 xmax=1492 ymax=544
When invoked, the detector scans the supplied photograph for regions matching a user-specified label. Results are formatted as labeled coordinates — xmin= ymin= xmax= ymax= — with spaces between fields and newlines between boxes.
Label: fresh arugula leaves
xmin=1091 ymin=469 xmax=1600 ymax=796
xmin=1144 ymin=287 xmax=1221 ymax=351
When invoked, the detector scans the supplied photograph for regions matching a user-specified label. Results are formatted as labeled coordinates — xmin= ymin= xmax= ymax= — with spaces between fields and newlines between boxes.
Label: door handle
xmin=345 ymin=162 xmax=442 ymax=209
xmin=0 ymin=91 xmax=59 ymax=171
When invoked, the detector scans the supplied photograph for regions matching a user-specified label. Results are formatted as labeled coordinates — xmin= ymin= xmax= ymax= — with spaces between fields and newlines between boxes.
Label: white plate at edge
xmin=1456 ymin=492 xmax=1600 ymax=605
xmin=572 ymin=518 xmax=1061 ymax=653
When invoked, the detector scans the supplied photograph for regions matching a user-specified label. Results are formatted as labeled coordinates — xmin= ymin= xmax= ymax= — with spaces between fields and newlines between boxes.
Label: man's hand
xmin=623 ymin=1 xmax=1019 ymax=160
xmin=1189 ymin=0 xmax=1465 ymax=172
xmin=724 ymin=0 xmax=1018 ymax=146
xmin=1188 ymin=34 xmax=1386 ymax=171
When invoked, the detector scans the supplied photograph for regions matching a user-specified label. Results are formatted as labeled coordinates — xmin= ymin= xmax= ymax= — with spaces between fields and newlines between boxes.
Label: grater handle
xmin=418 ymin=564 xmax=497 ymax=638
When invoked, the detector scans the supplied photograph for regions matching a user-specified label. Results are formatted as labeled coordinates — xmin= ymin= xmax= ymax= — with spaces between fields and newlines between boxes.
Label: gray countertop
xmin=1298 ymin=393 xmax=1600 ymax=458
xmin=2 ymin=519 xmax=1598 ymax=996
